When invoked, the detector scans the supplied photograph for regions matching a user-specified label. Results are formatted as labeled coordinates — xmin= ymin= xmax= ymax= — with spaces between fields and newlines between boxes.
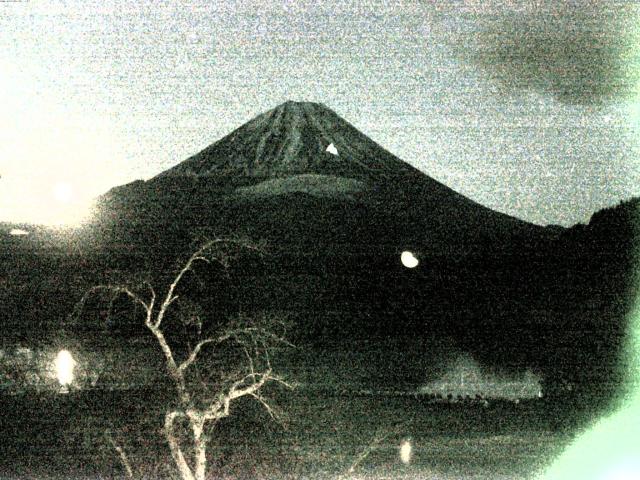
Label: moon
xmin=401 ymin=251 xmax=419 ymax=268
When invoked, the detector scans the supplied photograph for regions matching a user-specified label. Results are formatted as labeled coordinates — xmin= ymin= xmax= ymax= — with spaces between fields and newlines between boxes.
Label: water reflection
xmin=55 ymin=350 xmax=76 ymax=389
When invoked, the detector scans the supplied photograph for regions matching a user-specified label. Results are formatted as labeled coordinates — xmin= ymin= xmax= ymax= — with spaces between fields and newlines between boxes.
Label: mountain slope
xmin=156 ymin=101 xmax=419 ymax=179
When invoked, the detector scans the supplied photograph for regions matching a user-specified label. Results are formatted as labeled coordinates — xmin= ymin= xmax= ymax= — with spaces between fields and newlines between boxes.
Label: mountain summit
xmin=157 ymin=101 xmax=419 ymax=179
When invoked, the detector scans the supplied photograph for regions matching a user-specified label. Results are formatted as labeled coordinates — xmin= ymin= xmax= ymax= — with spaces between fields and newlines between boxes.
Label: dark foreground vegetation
xmin=0 ymin=197 xmax=637 ymax=479
xmin=0 ymin=386 xmax=575 ymax=479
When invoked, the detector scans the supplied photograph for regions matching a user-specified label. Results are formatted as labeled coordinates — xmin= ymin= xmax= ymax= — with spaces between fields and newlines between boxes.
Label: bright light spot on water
xmin=401 ymin=251 xmax=419 ymax=268
xmin=55 ymin=350 xmax=76 ymax=386
xmin=9 ymin=228 xmax=29 ymax=236
xmin=326 ymin=143 xmax=338 ymax=155
xmin=399 ymin=438 xmax=412 ymax=464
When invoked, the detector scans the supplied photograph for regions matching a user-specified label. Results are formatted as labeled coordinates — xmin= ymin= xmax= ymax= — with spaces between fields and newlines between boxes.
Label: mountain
xmin=3 ymin=101 xmax=635 ymax=411
xmin=96 ymin=101 xmax=554 ymax=259
xmin=81 ymin=102 xmax=570 ymax=378
xmin=88 ymin=101 xmax=567 ymax=335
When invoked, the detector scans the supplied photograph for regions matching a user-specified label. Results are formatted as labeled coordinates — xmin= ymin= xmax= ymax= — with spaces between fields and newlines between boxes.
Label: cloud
xmin=455 ymin=1 xmax=640 ymax=105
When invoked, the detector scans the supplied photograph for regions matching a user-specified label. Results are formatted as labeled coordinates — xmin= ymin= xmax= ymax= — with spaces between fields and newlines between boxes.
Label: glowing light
xmin=538 ymin=224 xmax=640 ymax=479
xmin=52 ymin=182 xmax=73 ymax=204
xmin=9 ymin=228 xmax=29 ymax=236
xmin=55 ymin=350 xmax=76 ymax=386
xmin=31 ymin=180 xmax=94 ymax=226
xmin=326 ymin=143 xmax=338 ymax=155
xmin=0 ymin=98 xmax=125 ymax=227
xmin=605 ymin=460 xmax=640 ymax=480
xmin=399 ymin=438 xmax=412 ymax=464
xmin=401 ymin=251 xmax=419 ymax=268
xmin=537 ymin=406 xmax=640 ymax=479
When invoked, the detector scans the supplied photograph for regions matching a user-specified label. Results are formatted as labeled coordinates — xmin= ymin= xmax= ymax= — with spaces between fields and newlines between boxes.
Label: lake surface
xmin=0 ymin=387 xmax=577 ymax=479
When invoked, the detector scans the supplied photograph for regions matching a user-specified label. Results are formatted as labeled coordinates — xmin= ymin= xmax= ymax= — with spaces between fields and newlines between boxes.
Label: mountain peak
xmin=276 ymin=99 xmax=327 ymax=110
xmin=156 ymin=101 xmax=419 ymax=179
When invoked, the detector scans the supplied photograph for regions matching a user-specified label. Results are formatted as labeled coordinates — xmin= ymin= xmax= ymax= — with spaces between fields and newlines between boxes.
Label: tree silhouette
xmin=72 ymin=239 xmax=292 ymax=480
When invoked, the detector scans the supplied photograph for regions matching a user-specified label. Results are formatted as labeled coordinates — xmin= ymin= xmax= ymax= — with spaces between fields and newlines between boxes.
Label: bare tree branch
xmin=250 ymin=392 xmax=280 ymax=420
xmin=242 ymin=345 xmax=255 ymax=376
xmin=144 ymin=281 xmax=156 ymax=323
xmin=178 ymin=324 xmax=293 ymax=376
xmin=146 ymin=322 xmax=189 ymax=405
xmin=155 ymin=238 xmax=245 ymax=329
xmin=105 ymin=430 xmax=135 ymax=480
xmin=178 ymin=337 xmax=218 ymax=374
xmin=72 ymin=238 xmax=289 ymax=480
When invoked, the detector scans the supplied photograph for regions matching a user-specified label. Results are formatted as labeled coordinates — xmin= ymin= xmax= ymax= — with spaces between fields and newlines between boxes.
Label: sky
xmin=1 ymin=0 xmax=639 ymax=226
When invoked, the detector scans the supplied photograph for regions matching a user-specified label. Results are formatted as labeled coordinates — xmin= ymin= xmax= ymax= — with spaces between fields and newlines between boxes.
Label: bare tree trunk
xmin=165 ymin=410 xmax=196 ymax=480
xmin=190 ymin=415 xmax=208 ymax=480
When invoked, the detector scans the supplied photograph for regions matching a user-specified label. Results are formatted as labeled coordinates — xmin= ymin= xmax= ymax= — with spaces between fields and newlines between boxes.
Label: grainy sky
xmin=1 ymin=0 xmax=639 ymax=226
